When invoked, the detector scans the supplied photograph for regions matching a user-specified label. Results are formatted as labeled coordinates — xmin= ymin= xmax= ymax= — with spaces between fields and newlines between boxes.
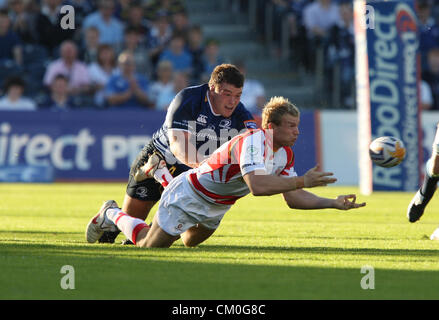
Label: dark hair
xmin=53 ymin=73 xmax=69 ymax=83
xmin=4 ymin=76 xmax=25 ymax=91
xmin=125 ymin=26 xmax=141 ymax=35
xmin=97 ymin=44 xmax=116 ymax=67
xmin=208 ymin=64 xmax=244 ymax=89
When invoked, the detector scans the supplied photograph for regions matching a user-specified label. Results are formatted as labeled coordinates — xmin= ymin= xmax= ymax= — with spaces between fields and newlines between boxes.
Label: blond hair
xmin=261 ymin=96 xmax=300 ymax=129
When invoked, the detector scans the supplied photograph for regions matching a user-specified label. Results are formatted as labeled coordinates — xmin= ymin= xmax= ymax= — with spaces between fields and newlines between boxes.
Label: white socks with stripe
xmin=106 ymin=208 xmax=149 ymax=245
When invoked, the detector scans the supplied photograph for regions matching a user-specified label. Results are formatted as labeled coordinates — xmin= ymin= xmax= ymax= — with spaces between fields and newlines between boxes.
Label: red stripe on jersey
xmin=218 ymin=166 xmax=223 ymax=181
xmin=280 ymin=146 xmax=295 ymax=175
xmin=228 ymin=129 xmax=260 ymax=161
xmin=205 ymin=129 xmax=262 ymax=179
xmin=225 ymin=164 xmax=241 ymax=183
xmin=189 ymin=173 xmax=240 ymax=205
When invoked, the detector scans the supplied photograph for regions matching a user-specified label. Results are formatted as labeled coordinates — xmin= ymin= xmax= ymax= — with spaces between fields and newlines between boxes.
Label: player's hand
xmin=333 ymin=194 xmax=366 ymax=210
xmin=303 ymin=165 xmax=337 ymax=188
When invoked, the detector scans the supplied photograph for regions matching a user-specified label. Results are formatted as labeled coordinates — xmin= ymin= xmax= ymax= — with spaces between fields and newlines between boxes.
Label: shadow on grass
xmin=2 ymin=240 xmax=439 ymax=257
xmin=1 ymin=241 xmax=439 ymax=300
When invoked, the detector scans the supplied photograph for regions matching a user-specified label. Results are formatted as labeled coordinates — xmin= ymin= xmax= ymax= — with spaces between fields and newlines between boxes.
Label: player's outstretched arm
xmin=332 ymin=194 xmax=366 ymax=210
xmin=283 ymin=189 xmax=366 ymax=210
xmin=243 ymin=166 xmax=337 ymax=196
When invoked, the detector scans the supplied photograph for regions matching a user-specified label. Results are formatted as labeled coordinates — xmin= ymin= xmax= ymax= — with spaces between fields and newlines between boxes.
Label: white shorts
xmin=156 ymin=171 xmax=231 ymax=236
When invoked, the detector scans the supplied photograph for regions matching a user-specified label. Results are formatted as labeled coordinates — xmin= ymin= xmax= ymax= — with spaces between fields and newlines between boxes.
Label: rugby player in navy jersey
xmin=97 ymin=64 xmax=257 ymax=243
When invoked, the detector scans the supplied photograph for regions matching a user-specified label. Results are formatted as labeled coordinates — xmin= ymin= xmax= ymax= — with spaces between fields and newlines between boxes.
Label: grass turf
xmin=1 ymin=183 xmax=439 ymax=299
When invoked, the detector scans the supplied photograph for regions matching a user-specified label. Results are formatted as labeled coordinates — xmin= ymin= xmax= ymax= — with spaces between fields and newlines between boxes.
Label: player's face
xmin=209 ymin=83 xmax=242 ymax=118
xmin=272 ymin=114 xmax=300 ymax=148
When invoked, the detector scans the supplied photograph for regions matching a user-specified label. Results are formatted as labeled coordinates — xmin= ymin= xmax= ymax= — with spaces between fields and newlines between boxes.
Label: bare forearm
xmin=244 ymin=173 xmax=305 ymax=196
xmin=284 ymin=189 xmax=335 ymax=209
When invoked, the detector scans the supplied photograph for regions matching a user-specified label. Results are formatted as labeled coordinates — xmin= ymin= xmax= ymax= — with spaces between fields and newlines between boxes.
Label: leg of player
xmin=180 ymin=224 xmax=216 ymax=247
xmin=407 ymin=123 xmax=439 ymax=223
xmin=103 ymin=206 xmax=152 ymax=245
xmin=121 ymin=194 xmax=156 ymax=220
xmin=136 ymin=214 xmax=180 ymax=248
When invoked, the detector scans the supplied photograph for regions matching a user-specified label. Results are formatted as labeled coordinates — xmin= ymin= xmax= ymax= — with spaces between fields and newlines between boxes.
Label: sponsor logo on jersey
xmin=219 ymin=119 xmax=232 ymax=129
xmin=246 ymin=145 xmax=259 ymax=156
xmin=197 ymin=114 xmax=208 ymax=124
xmin=244 ymin=120 xmax=257 ymax=129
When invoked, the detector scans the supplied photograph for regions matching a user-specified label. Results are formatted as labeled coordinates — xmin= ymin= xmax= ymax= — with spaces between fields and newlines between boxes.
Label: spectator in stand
xmin=423 ymin=47 xmax=439 ymax=110
xmin=116 ymin=0 xmax=131 ymax=21
xmin=171 ymin=9 xmax=190 ymax=42
xmin=80 ymin=26 xmax=100 ymax=64
xmin=0 ymin=75 xmax=36 ymax=110
xmin=325 ymin=0 xmax=355 ymax=108
xmin=8 ymin=0 xmax=40 ymax=45
xmin=35 ymin=0 xmax=75 ymax=57
xmin=155 ymin=70 xmax=188 ymax=110
xmin=143 ymin=0 xmax=186 ymax=22
xmin=274 ymin=0 xmax=311 ymax=70
xmin=88 ymin=44 xmax=117 ymax=107
xmin=43 ymin=40 xmax=91 ymax=96
xmin=417 ymin=0 xmax=439 ymax=73
xmin=123 ymin=1 xmax=150 ymax=46
xmin=39 ymin=73 xmax=78 ymax=110
xmin=8 ymin=0 xmax=31 ymax=39
xmin=104 ymin=51 xmax=152 ymax=109
xmin=303 ymin=0 xmax=340 ymax=40
xmin=121 ymin=26 xmax=152 ymax=77
xmin=159 ymin=33 xmax=192 ymax=74
xmin=200 ymin=38 xmax=224 ymax=83
xmin=148 ymin=59 xmax=174 ymax=109
xmin=234 ymin=59 xmax=265 ymax=115
xmin=146 ymin=12 xmax=173 ymax=70
xmin=187 ymin=24 xmax=205 ymax=84
xmin=0 ymin=8 xmax=22 ymax=68
xmin=303 ymin=0 xmax=340 ymax=71
xmin=82 ymin=0 xmax=125 ymax=50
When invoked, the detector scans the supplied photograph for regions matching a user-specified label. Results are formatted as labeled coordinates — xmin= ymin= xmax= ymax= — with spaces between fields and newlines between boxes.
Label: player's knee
xmin=181 ymin=236 xmax=200 ymax=247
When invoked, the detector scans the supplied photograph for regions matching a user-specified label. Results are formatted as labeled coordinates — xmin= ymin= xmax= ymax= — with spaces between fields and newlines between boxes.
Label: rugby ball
xmin=369 ymin=136 xmax=406 ymax=168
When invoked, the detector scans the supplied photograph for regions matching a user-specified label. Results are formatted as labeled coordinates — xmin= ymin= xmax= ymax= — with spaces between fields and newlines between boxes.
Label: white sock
xmin=153 ymin=166 xmax=173 ymax=187
xmin=106 ymin=208 xmax=149 ymax=245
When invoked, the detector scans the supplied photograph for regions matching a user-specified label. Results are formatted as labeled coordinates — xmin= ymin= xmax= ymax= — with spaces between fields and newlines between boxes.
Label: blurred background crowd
xmin=0 ymin=0 xmax=438 ymax=114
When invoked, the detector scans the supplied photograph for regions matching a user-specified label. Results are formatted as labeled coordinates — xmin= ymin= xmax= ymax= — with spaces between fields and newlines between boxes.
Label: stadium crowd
xmin=0 ymin=0 xmax=438 ymax=112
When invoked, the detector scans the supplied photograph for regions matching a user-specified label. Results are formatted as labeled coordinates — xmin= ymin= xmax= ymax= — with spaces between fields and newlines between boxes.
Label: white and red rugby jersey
xmin=187 ymin=129 xmax=297 ymax=205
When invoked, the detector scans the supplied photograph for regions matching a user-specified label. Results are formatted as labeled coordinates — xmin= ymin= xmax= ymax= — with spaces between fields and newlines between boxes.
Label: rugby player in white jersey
xmin=86 ymin=96 xmax=366 ymax=247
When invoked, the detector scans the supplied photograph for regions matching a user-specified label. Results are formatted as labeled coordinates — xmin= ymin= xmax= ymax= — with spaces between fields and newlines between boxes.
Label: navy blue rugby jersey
xmin=152 ymin=84 xmax=257 ymax=171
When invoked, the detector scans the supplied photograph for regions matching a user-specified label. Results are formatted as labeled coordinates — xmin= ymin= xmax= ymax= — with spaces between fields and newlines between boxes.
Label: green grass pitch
xmin=1 ymin=183 xmax=439 ymax=300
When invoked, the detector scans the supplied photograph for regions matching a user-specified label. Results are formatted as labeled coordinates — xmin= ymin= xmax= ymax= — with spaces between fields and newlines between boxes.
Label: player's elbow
xmin=248 ymin=184 xmax=268 ymax=196
xmin=245 ymin=173 xmax=269 ymax=196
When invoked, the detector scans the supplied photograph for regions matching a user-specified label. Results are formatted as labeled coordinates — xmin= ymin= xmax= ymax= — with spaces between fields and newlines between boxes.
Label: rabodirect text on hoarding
xmin=367 ymin=0 xmax=422 ymax=191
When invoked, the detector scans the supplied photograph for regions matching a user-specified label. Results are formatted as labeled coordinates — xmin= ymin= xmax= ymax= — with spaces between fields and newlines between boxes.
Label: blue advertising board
xmin=365 ymin=0 xmax=422 ymax=191
xmin=0 ymin=110 xmax=165 ymax=180
xmin=0 ymin=110 xmax=319 ymax=181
